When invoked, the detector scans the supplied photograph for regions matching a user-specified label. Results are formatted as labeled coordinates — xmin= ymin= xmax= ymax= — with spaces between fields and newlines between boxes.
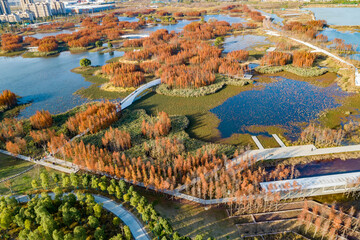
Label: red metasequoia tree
xmin=6 ymin=137 xmax=26 ymax=155
xmin=293 ymin=51 xmax=316 ymax=67
xmin=142 ymin=111 xmax=171 ymax=139
xmin=30 ymin=110 xmax=53 ymax=130
xmin=0 ymin=90 xmax=17 ymax=109
xmin=226 ymin=50 xmax=249 ymax=62
xmin=102 ymin=127 xmax=131 ymax=151
xmin=261 ymin=51 xmax=292 ymax=66
xmin=1 ymin=33 xmax=23 ymax=52
xmin=0 ymin=118 xmax=24 ymax=142
xmin=66 ymin=101 xmax=118 ymax=134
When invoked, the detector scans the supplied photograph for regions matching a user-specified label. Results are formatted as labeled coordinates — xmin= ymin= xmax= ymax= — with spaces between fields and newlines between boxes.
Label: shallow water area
xmin=223 ymin=34 xmax=270 ymax=53
xmin=210 ymin=76 xmax=347 ymax=139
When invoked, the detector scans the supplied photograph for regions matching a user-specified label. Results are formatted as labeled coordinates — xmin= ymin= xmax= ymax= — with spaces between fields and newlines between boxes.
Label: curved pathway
xmin=265 ymin=30 xmax=360 ymax=86
xmin=120 ymin=78 xmax=161 ymax=110
xmin=11 ymin=193 xmax=150 ymax=240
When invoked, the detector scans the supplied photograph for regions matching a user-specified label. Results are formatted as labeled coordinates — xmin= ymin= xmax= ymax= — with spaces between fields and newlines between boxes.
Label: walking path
xmin=121 ymin=34 xmax=150 ymax=39
xmin=265 ymin=30 xmax=360 ymax=86
xmin=120 ymin=78 xmax=161 ymax=109
xmin=0 ymin=149 xmax=77 ymax=174
xmin=260 ymin=171 xmax=360 ymax=198
xmin=10 ymin=193 xmax=150 ymax=240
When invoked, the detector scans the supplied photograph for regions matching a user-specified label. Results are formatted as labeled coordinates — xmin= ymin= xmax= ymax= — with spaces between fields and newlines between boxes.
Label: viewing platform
xmin=260 ymin=171 xmax=360 ymax=198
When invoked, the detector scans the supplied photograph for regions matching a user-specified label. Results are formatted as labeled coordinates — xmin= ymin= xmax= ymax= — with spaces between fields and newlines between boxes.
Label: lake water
xmin=223 ymin=34 xmax=269 ymax=53
xmin=0 ymin=14 xmax=249 ymax=118
xmin=305 ymin=7 xmax=360 ymax=26
xmin=0 ymin=51 xmax=123 ymax=118
xmin=257 ymin=10 xmax=283 ymax=26
xmin=25 ymin=28 xmax=78 ymax=39
xmin=210 ymin=77 xmax=347 ymax=139
xmin=321 ymin=28 xmax=360 ymax=51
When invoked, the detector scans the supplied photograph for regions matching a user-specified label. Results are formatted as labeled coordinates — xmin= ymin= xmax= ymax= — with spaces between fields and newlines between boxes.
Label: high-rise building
xmin=50 ymin=0 xmax=65 ymax=15
xmin=0 ymin=0 xmax=11 ymax=15
xmin=20 ymin=0 xmax=33 ymax=10
xmin=0 ymin=13 xmax=21 ymax=22
xmin=22 ymin=1 xmax=52 ymax=18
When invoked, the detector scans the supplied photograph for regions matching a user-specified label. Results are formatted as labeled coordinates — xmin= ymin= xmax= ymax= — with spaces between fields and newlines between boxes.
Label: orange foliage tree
xmin=1 ymin=33 xmax=23 ymax=52
xmin=226 ymin=50 xmax=249 ymax=61
xmin=293 ymin=51 xmax=316 ymax=67
xmin=6 ymin=137 xmax=26 ymax=155
xmin=142 ymin=111 xmax=171 ymax=139
xmin=102 ymin=127 xmax=131 ymax=151
xmin=30 ymin=110 xmax=53 ymax=129
xmin=0 ymin=118 xmax=24 ymax=142
xmin=261 ymin=51 xmax=292 ymax=66
xmin=0 ymin=90 xmax=17 ymax=109
xmin=66 ymin=102 xmax=119 ymax=134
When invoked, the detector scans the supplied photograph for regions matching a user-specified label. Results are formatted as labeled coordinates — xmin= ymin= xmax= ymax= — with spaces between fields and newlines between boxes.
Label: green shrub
xmin=80 ymin=58 xmax=91 ymax=67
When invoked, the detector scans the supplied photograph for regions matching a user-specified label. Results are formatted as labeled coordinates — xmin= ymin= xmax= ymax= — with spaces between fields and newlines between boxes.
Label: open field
xmin=0 ymin=164 xmax=62 ymax=195
xmin=0 ymin=153 xmax=33 ymax=181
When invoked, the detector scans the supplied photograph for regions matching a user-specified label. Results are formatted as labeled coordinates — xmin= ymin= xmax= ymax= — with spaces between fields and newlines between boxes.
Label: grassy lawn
xmin=0 ymin=164 xmax=62 ymax=195
xmin=137 ymin=188 xmax=241 ymax=240
xmin=0 ymin=153 xmax=34 ymax=181
xmin=128 ymin=84 xmax=254 ymax=144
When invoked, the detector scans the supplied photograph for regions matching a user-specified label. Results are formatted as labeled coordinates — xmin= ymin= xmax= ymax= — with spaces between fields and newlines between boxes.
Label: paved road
xmin=11 ymin=193 xmax=150 ymax=240
xmin=93 ymin=195 xmax=150 ymax=240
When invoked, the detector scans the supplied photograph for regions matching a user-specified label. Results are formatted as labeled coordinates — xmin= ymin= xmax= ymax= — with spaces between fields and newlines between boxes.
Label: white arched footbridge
xmin=119 ymin=78 xmax=161 ymax=110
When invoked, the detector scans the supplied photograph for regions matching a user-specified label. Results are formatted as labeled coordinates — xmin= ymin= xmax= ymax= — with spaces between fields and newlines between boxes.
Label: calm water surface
xmin=210 ymin=77 xmax=347 ymax=139
xmin=0 ymin=14 xmax=250 ymax=118
xmin=306 ymin=7 xmax=360 ymax=26
xmin=26 ymin=28 xmax=78 ymax=39
xmin=321 ymin=28 xmax=360 ymax=51
xmin=0 ymin=51 xmax=124 ymax=118
xmin=223 ymin=34 xmax=269 ymax=53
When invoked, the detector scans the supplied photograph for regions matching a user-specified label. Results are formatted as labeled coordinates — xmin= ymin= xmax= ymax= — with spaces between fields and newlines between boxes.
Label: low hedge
xmin=256 ymin=65 xmax=328 ymax=77
xmin=156 ymin=75 xmax=252 ymax=97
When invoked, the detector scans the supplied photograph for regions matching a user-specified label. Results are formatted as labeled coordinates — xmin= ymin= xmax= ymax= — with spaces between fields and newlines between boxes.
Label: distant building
xmin=0 ymin=13 xmax=21 ymax=22
xmin=16 ymin=9 xmax=34 ymax=20
xmin=65 ymin=3 xmax=114 ymax=14
xmin=50 ymin=0 xmax=65 ymax=15
xmin=26 ymin=2 xmax=52 ymax=18
xmin=0 ymin=0 xmax=11 ymax=15
xmin=21 ymin=0 xmax=66 ymax=18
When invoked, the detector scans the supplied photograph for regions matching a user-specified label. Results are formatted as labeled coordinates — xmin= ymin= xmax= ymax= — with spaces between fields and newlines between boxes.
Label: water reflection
xmin=305 ymin=7 xmax=360 ymax=26
xmin=223 ymin=34 xmax=269 ymax=53
xmin=0 ymin=51 xmax=124 ymax=118
xmin=210 ymin=77 xmax=347 ymax=139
